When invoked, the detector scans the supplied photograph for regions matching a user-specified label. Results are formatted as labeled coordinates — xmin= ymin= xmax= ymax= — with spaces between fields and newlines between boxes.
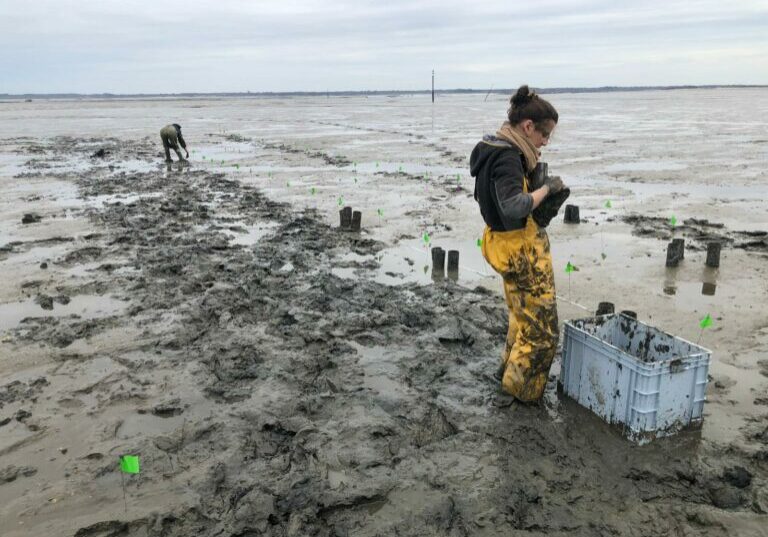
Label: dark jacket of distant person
xmin=160 ymin=123 xmax=189 ymax=162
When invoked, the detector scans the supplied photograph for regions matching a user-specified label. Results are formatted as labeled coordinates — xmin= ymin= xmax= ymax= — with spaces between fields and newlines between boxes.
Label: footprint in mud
xmin=0 ymin=465 xmax=38 ymax=485
xmin=409 ymin=406 xmax=457 ymax=448
xmin=59 ymin=246 xmax=103 ymax=266
xmin=149 ymin=398 xmax=185 ymax=418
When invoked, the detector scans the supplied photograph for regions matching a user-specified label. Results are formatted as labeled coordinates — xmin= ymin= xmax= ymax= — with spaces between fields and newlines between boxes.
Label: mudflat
xmin=1 ymin=90 xmax=767 ymax=536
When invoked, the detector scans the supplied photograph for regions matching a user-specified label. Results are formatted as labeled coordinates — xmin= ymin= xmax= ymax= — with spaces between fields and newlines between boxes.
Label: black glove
xmin=532 ymin=187 xmax=570 ymax=228
xmin=544 ymin=174 xmax=564 ymax=195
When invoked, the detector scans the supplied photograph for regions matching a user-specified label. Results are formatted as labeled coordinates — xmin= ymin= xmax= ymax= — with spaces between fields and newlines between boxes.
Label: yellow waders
xmin=481 ymin=180 xmax=559 ymax=402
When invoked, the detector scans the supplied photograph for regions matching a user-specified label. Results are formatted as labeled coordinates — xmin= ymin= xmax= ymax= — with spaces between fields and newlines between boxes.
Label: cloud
xmin=2 ymin=0 xmax=766 ymax=92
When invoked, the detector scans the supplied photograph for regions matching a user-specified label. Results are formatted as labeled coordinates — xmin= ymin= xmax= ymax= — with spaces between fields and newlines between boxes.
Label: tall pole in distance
xmin=432 ymin=70 xmax=435 ymax=103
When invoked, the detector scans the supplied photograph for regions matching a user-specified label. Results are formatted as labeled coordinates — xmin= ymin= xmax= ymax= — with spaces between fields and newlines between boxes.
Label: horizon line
xmin=2 ymin=84 xmax=767 ymax=99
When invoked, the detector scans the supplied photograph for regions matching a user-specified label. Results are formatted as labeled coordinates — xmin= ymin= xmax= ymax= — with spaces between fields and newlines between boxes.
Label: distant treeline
xmin=2 ymin=85 xmax=766 ymax=100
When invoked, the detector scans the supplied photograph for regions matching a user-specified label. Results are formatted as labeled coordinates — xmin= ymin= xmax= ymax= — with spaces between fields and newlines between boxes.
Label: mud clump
xmin=0 ymin=377 xmax=49 ymax=408
xmin=723 ymin=466 xmax=752 ymax=488
xmin=623 ymin=213 xmax=768 ymax=253
xmin=21 ymin=213 xmax=42 ymax=224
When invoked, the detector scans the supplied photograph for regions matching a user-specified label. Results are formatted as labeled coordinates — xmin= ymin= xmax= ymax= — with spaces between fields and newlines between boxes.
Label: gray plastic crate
xmin=560 ymin=313 xmax=711 ymax=444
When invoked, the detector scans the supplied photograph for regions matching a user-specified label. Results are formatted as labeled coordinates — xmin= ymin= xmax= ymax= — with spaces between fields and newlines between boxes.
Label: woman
xmin=469 ymin=85 xmax=565 ymax=402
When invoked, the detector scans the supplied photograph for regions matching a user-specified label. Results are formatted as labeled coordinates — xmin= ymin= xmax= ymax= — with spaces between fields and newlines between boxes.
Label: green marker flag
xmin=120 ymin=455 xmax=140 ymax=474
xmin=700 ymin=314 xmax=713 ymax=329
xmin=399 ymin=166 xmax=403 ymax=173
xmin=286 ymin=181 xmax=290 ymax=187
xmin=311 ymin=187 xmax=316 ymax=195
xmin=375 ymin=161 xmax=379 ymax=167
xmin=423 ymin=232 xmax=430 ymax=244
xmin=605 ymin=200 xmax=612 ymax=209
xmin=670 ymin=215 xmax=677 ymax=227
xmin=338 ymin=195 xmax=344 ymax=206
xmin=377 ymin=208 xmax=384 ymax=217
xmin=476 ymin=238 xmax=482 ymax=247
xmin=235 ymin=164 xmax=240 ymax=170
xmin=202 ymin=155 xmax=206 ymax=160
xmin=565 ymin=261 xmax=576 ymax=273
xmin=456 ymin=174 xmax=461 ymax=182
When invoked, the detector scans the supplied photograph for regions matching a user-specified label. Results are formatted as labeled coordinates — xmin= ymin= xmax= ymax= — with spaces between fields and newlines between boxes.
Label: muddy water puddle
xmin=661 ymin=266 xmax=727 ymax=301
xmin=0 ymin=242 xmax=71 ymax=265
xmin=332 ymin=238 xmax=492 ymax=286
xmin=704 ymin=346 xmax=768 ymax=445
xmin=0 ymin=295 xmax=128 ymax=331
xmin=224 ymin=222 xmax=280 ymax=246
xmin=193 ymin=217 xmax=280 ymax=246
xmin=64 ymin=258 xmax=131 ymax=278
xmin=88 ymin=192 xmax=163 ymax=206
xmin=351 ymin=343 xmax=413 ymax=406
xmin=115 ymin=412 xmax=186 ymax=440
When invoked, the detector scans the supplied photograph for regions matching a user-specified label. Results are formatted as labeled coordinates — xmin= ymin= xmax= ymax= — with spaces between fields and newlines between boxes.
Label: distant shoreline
xmin=1 ymin=85 xmax=766 ymax=100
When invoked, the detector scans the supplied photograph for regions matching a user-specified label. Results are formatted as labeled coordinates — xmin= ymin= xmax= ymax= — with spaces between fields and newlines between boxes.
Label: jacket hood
xmin=470 ymin=135 xmax=519 ymax=177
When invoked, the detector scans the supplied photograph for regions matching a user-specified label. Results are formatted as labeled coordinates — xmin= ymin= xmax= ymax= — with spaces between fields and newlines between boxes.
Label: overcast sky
xmin=3 ymin=0 xmax=767 ymax=93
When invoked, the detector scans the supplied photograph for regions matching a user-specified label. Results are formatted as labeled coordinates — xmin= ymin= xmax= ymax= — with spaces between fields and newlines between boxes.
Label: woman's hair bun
xmin=511 ymin=85 xmax=536 ymax=108
xmin=507 ymin=84 xmax=558 ymax=125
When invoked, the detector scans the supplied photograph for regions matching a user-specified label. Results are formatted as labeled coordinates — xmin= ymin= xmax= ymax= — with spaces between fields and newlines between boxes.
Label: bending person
xmin=160 ymin=123 xmax=189 ymax=162
xmin=469 ymin=85 xmax=565 ymax=402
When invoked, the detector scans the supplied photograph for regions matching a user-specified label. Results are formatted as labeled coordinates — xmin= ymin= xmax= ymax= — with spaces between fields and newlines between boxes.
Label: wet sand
xmin=1 ymin=90 xmax=767 ymax=536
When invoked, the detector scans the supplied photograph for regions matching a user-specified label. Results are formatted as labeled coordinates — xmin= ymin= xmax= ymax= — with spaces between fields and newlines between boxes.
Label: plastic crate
xmin=559 ymin=313 xmax=711 ymax=444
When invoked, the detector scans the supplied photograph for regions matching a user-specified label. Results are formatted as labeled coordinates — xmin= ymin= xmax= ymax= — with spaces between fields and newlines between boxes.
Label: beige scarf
xmin=496 ymin=122 xmax=539 ymax=173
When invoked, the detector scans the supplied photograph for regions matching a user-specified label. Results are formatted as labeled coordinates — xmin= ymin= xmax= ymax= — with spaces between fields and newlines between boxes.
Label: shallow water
xmin=0 ymin=294 xmax=127 ymax=331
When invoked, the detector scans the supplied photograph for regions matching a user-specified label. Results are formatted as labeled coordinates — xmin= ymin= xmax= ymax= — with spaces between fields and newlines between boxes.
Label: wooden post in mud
xmin=432 ymin=70 xmax=435 ymax=103
xmin=339 ymin=207 xmax=352 ymax=229
xmin=706 ymin=242 xmax=721 ymax=268
xmin=672 ymin=238 xmax=685 ymax=260
xmin=596 ymin=302 xmax=615 ymax=316
xmin=666 ymin=239 xmax=685 ymax=267
xmin=351 ymin=211 xmax=362 ymax=232
xmin=431 ymin=247 xmax=445 ymax=281
xmin=447 ymin=250 xmax=459 ymax=280
xmin=665 ymin=241 xmax=679 ymax=266
xmin=484 ymin=85 xmax=494 ymax=102
xmin=431 ymin=247 xmax=446 ymax=272
xmin=564 ymin=205 xmax=580 ymax=224
xmin=621 ymin=310 xmax=637 ymax=319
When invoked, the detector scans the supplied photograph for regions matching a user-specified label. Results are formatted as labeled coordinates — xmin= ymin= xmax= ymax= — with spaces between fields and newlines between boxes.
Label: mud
xmin=1 ymin=92 xmax=768 ymax=537
xmin=622 ymin=214 xmax=768 ymax=254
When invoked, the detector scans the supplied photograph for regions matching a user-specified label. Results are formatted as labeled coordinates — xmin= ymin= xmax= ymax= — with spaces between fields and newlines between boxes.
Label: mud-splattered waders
xmin=481 ymin=177 xmax=559 ymax=402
